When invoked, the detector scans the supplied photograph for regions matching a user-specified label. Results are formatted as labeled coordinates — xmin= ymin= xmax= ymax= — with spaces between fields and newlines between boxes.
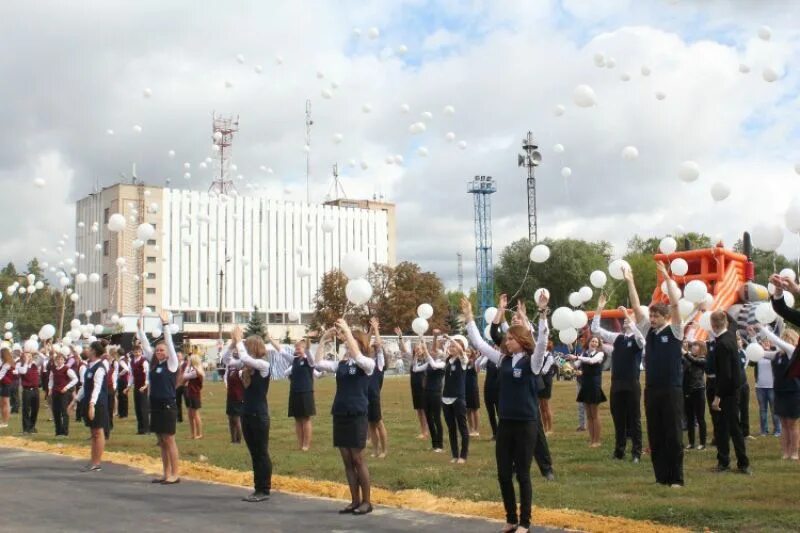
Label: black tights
xmin=424 ymin=391 xmax=443 ymax=449
xmin=443 ymin=400 xmax=469 ymax=459
xmin=229 ymin=415 xmax=242 ymax=443
xmin=496 ymin=419 xmax=537 ymax=528
xmin=684 ymin=388 xmax=707 ymax=447
xmin=339 ymin=447 xmax=371 ymax=507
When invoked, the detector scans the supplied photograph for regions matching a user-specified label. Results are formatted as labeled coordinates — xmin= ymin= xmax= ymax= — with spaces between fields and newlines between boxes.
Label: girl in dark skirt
xmin=314 ymin=318 xmax=376 ymax=515
xmin=537 ymin=342 xmax=556 ymax=435
xmin=182 ymin=354 xmax=204 ymax=439
xmin=137 ymin=311 xmax=181 ymax=484
xmin=224 ymin=358 xmax=244 ymax=444
xmin=367 ymin=317 xmax=388 ymax=459
xmin=441 ymin=336 xmax=470 ymax=463
xmin=567 ymin=335 xmax=607 ymax=448
xmin=465 ymin=348 xmax=481 ymax=437
xmin=70 ymin=341 xmax=109 ymax=472
xmin=268 ymin=333 xmax=320 ymax=452
xmin=399 ymin=327 xmax=429 ymax=440
xmin=418 ymin=332 xmax=445 ymax=453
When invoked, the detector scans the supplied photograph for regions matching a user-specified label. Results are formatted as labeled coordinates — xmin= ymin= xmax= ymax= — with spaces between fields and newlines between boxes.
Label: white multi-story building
xmin=74 ymin=182 xmax=396 ymax=344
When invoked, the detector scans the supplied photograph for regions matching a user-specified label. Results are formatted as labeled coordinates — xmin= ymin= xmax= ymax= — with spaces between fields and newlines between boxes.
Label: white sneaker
xmin=0 ymin=423 xmax=8 ymax=428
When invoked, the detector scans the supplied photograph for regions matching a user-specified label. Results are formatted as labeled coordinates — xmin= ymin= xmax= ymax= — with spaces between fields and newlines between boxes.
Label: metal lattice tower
xmin=467 ymin=175 xmax=496 ymax=330
xmin=456 ymin=252 xmax=464 ymax=294
xmin=518 ymin=131 xmax=542 ymax=242
xmin=209 ymin=112 xmax=239 ymax=195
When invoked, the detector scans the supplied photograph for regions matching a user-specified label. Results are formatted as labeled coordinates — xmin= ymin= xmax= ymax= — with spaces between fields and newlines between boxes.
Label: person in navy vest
xmin=440 ymin=334 xmax=470 ymax=463
xmin=222 ymin=325 xmax=273 ymax=502
xmin=417 ymin=330 xmax=445 ymax=453
xmin=398 ymin=328 xmax=429 ymax=441
xmin=463 ymin=292 xmax=549 ymax=533
xmin=566 ymin=334 xmax=607 ymax=448
xmin=16 ymin=347 xmax=41 ymax=434
xmin=266 ymin=332 xmax=320 ymax=451
xmin=223 ymin=353 xmax=244 ymax=444
xmin=48 ymin=351 xmax=78 ymax=437
xmin=136 ymin=311 xmax=181 ymax=484
xmin=130 ymin=344 xmax=150 ymax=435
xmin=591 ymin=297 xmax=645 ymax=461
xmin=366 ymin=317 xmax=389 ymax=459
xmin=627 ymin=262 xmax=686 ymax=487
xmin=314 ymin=318 xmax=376 ymax=516
xmin=70 ymin=341 xmax=109 ymax=472
xmin=465 ymin=347 xmax=482 ymax=437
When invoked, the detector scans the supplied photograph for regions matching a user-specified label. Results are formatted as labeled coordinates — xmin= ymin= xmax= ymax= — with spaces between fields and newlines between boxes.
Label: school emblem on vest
xmin=627 ymin=340 xmax=633 ymax=348
xmin=156 ymin=367 xmax=163 ymax=373
xmin=660 ymin=336 xmax=669 ymax=343
xmin=348 ymin=366 xmax=356 ymax=375
xmin=86 ymin=371 xmax=93 ymax=379
xmin=513 ymin=368 xmax=522 ymax=379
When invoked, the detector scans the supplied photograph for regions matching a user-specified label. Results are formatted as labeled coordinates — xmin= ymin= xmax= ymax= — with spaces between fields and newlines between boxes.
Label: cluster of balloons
xmin=567 ymin=286 xmax=595 ymax=308
xmin=412 ymin=303 xmax=433 ymax=336
xmin=550 ymin=305 xmax=589 ymax=345
xmin=342 ymin=251 xmax=372 ymax=306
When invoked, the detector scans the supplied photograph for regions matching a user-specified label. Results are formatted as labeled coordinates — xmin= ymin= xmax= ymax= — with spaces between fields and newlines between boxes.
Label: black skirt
xmin=288 ymin=391 xmax=316 ymax=418
xmin=368 ymin=396 xmax=383 ymax=422
xmin=411 ymin=374 xmax=425 ymax=410
xmin=538 ymin=374 xmax=553 ymax=400
xmin=150 ymin=400 xmax=178 ymax=435
xmin=185 ymin=396 xmax=202 ymax=410
xmin=465 ymin=380 xmax=481 ymax=409
xmin=226 ymin=399 xmax=244 ymax=417
xmin=775 ymin=390 xmax=800 ymax=419
xmin=333 ymin=414 xmax=368 ymax=449
xmin=0 ymin=383 xmax=10 ymax=397
xmin=84 ymin=402 xmax=109 ymax=430
xmin=577 ymin=376 xmax=607 ymax=405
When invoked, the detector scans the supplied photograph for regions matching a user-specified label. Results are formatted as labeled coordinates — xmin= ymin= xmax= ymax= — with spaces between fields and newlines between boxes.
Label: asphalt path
xmin=0 ymin=447 xmax=565 ymax=532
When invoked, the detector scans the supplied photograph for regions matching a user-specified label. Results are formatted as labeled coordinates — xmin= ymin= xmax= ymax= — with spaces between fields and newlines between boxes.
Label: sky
xmin=1 ymin=0 xmax=799 ymax=292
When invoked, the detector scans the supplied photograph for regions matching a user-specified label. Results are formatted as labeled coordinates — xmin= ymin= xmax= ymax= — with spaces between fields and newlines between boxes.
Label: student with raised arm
xmin=365 ymin=318 xmax=389 ymax=458
xmin=566 ymin=334 xmax=607 ymax=448
xmin=314 ymin=318 xmax=375 ymax=515
xmin=592 ymin=295 xmax=645 ymax=462
xmin=222 ymin=325 xmax=273 ymax=502
xmin=463 ymin=293 xmax=549 ymax=533
xmin=223 ymin=353 xmax=244 ymax=444
xmin=266 ymin=330 xmax=318 ymax=452
xmin=137 ymin=312 xmax=181 ymax=484
xmin=441 ymin=334 xmax=470 ymax=463
xmin=419 ymin=330 xmax=446 ymax=453
xmin=629 ymin=262 xmax=687 ymax=487
xmin=70 ymin=341 xmax=109 ymax=472
xmin=399 ymin=327 xmax=429 ymax=440
xmin=465 ymin=347 xmax=482 ymax=437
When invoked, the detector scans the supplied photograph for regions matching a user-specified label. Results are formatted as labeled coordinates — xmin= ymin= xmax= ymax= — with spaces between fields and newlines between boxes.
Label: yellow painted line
xmin=0 ymin=436 xmax=688 ymax=533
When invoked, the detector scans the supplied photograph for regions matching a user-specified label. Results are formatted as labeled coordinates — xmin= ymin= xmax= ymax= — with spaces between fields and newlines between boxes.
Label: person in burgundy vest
xmin=131 ymin=344 xmax=150 ymax=434
xmin=182 ymin=354 xmax=204 ymax=439
xmin=0 ymin=348 xmax=16 ymax=428
xmin=48 ymin=352 xmax=79 ymax=437
xmin=225 ymin=357 xmax=244 ymax=443
xmin=17 ymin=348 xmax=41 ymax=433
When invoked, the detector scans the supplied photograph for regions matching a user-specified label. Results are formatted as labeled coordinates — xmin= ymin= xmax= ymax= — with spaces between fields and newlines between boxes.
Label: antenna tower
xmin=518 ymin=131 xmax=542 ymax=242
xmin=467 ymin=175 xmax=497 ymax=330
xmin=209 ymin=112 xmax=239 ymax=195
xmin=326 ymin=163 xmax=347 ymax=201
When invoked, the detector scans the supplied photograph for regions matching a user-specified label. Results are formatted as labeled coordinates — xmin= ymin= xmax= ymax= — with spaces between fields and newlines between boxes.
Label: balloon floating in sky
xmin=659 ymin=236 xmax=677 ymax=254
xmin=608 ymin=259 xmax=631 ymax=280
xmin=396 ymin=44 xmax=408 ymax=55
xmin=710 ymin=181 xmax=731 ymax=202
xmin=529 ymin=244 xmax=550 ymax=263
xmin=417 ymin=146 xmax=429 ymax=157
xmin=758 ymin=25 xmax=772 ymax=41
xmin=678 ymin=161 xmax=700 ymax=182
xmin=751 ymin=223 xmax=783 ymax=251
xmin=417 ymin=303 xmax=434 ymax=320
xmin=33 ymin=178 xmax=46 ymax=188
xmin=553 ymin=104 xmax=565 ymax=116
xmin=362 ymin=103 xmax=372 ymax=113
xmin=739 ymin=64 xmax=750 ymax=74
xmin=621 ymin=146 xmax=639 ymax=160
xmin=573 ymin=84 xmax=597 ymax=107
xmin=400 ymin=103 xmax=410 ymax=113
xmin=457 ymin=140 xmax=467 ymax=150
xmin=620 ymin=73 xmax=631 ymax=82
xmin=236 ymin=54 xmax=245 ymax=64
xmin=670 ymin=258 xmax=689 ymax=276
xmin=561 ymin=167 xmax=572 ymax=178
xmin=420 ymin=111 xmax=433 ymax=121
xmin=254 ymin=65 xmax=263 ymax=74
xmin=443 ymin=105 xmax=455 ymax=115
xmin=762 ymin=67 xmax=779 ymax=82
xmin=553 ymin=144 xmax=564 ymax=153
xmin=367 ymin=27 xmax=380 ymax=40
xmin=445 ymin=132 xmax=456 ymax=142
xmin=655 ymin=91 xmax=666 ymax=100
xmin=409 ymin=122 xmax=426 ymax=134
xmin=132 ymin=124 xmax=143 ymax=133
xmin=108 ymin=213 xmax=126 ymax=232
xmin=590 ymin=270 xmax=607 ymax=288
xmin=641 ymin=65 xmax=651 ymax=76
xmin=332 ymin=132 xmax=343 ymax=143
xmin=142 ymin=88 xmax=152 ymax=98
xmin=321 ymin=89 xmax=332 ymax=99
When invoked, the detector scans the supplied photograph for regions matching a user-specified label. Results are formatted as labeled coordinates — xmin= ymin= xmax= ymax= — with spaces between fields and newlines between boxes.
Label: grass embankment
xmin=1 ymin=375 xmax=797 ymax=532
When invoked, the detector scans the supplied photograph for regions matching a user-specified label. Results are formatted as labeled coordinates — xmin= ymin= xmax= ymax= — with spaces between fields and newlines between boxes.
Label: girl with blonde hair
xmin=182 ymin=353 xmax=205 ymax=439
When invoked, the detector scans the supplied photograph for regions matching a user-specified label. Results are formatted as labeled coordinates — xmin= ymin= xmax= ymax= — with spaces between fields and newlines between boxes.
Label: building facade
xmin=75 ymin=183 xmax=396 ymax=341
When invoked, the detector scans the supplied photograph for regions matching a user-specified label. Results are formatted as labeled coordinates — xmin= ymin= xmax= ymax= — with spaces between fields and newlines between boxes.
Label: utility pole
xmin=518 ymin=131 xmax=542 ymax=243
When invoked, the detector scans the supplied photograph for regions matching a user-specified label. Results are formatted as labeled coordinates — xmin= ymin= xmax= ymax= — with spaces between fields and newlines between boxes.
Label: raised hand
xmin=656 ymin=261 xmax=669 ymax=278
xmin=622 ymin=266 xmax=634 ymax=282
xmin=231 ymin=325 xmax=243 ymax=344
xmin=782 ymin=275 xmax=800 ymax=295
xmin=460 ymin=297 xmax=474 ymax=322
xmin=598 ymin=293 xmax=608 ymax=310
xmin=769 ymin=274 xmax=785 ymax=297
xmin=159 ymin=310 xmax=170 ymax=324
xmin=335 ymin=318 xmax=351 ymax=335
xmin=370 ymin=317 xmax=380 ymax=332
xmin=393 ymin=326 xmax=402 ymax=336
xmin=498 ymin=293 xmax=508 ymax=310
xmin=537 ymin=290 xmax=550 ymax=310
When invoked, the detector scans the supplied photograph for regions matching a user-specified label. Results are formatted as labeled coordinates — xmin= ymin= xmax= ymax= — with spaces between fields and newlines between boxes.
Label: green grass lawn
xmin=4 ymin=375 xmax=798 ymax=532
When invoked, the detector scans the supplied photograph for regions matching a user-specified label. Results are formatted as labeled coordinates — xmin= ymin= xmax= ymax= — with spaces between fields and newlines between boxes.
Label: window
xmin=235 ymin=312 xmax=250 ymax=324
xmin=146 ymin=288 xmax=156 ymax=295
xmin=199 ymin=311 xmax=216 ymax=324
xmin=220 ymin=312 xmax=233 ymax=323
xmin=103 ymin=241 xmax=109 ymax=256
xmin=146 ymin=256 xmax=156 ymax=263
xmin=182 ymin=311 xmax=198 ymax=323
xmin=102 ymin=274 xmax=108 ymax=288
xmin=103 ymin=208 xmax=110 ymax=223
xmin=147 ymin=239 xmax=157 ymax=246
xmin=146 ymin=272 xmax=156 ymax=280
xmin=268 ymin=313 xmax=285 ymax=324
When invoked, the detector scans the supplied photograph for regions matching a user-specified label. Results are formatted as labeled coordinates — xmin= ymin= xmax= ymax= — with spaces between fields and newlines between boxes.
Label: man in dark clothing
xmin=710 ymin=311 xmax=751 ymax=474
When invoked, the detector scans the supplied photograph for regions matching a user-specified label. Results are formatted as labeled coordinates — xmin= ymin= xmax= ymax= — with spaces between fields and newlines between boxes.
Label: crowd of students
xmin=1 ymin=265 xmax=799 ymax=533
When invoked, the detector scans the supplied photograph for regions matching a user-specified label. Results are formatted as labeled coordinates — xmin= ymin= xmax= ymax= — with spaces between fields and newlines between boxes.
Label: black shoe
xmin=711 ymin=465 xmax=730 ymax=473
xmin=352 ymin=503 xmax=373 ymax=515
xmin=160 ymin=478 xmax=181 ymax=485
xmin=242 ymin=491 xmax=270 ymax=502
xmin=612 ymin=455 xmax=624 ymax=460
xmin=151 ymin=478 xmax=166 ymax=483
xmin=737 ymin=466 xmax=753 ymax=475
xmin=339 ymin=503 xmax=359 ymax=514
xmin=81 ymin=464 xmax=102 ymax=472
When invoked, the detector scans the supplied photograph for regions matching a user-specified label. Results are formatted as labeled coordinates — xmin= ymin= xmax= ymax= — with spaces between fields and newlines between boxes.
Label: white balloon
xmin=779 ymin=268 xmax=797 ymax=282
xmin=529 ymin=244 xmax=550 ymax=263
xmin=678 ymin=299 xmax=695 ymax=320
xmin=785 ymin=199 xmax=800 ymax=233
xmin=400 ymin=103 xmax=410 ymax=113
xmin=670 ymin=258 xmax=689 ymax=276
xmin=578 ymin=286 xmax=593 ymax=302
xmin=590 ymin=270 xmax=607 ymax=288
xmin=445 ymin=132 xmax=456 ymax=142
xmin=745 ymin=343 xmax=765 ymax=363
xmin=620 ymin=72 xmax=631 ymax=82
xmin=710 ymin=182 xmax=731 ymax=202
xmin=3 ymin=332 xmax=11 ymax=340
xmin=412 ymin=317 xmax=429 ymax=336
xmin=621 ymin=146 xmax=639 ymax=160
xmin=332 ymin=133 xmax=343 ymax=143
xmin=33 ymin=178 xmax=46 ymax=188
xmin=751 ymin=223 xmax=784 ymax=251
xmin=655 ymin=91 xmax=667 ymax=100
xmin=484 ymin=307 xmax=498 ymax=324
xmin=132 ymin=124 xmax=142 ymax=133
xmin=573 ymin=84 xmax=597 ymax=107
xmin=107 ymin=213 xmax=126 ymax=232
xmin=38 ymin=324 xmax=56 ymax=340
xmin=457 ymin=140 xmax=467 ymax=150
xmin=561 ymin=167 xmax=572 ymax=178
xmin=367 ymin=27 xmax=380 ymax=40
xmin=397 ymin=44 xmax=408 ymax=55
xmin=684 ymin=280 xmax=708 ymax=304
xmin=704 ymin=293 xmax=715 ymax=306
xmin=409 ymin=122 xmax=426 ymax=134
xmin=571 ymin=310 xmax=589 ymax=329
xmin=785 ymin=292 xmax=796 ymax=308
xmin=551 ymin=307 xmax=575 ymax=331
xmin=93 ymin=324 xmax=104 ymax=335
xmin=88 ymin=273 xmax=100 ymax=283
xmin=659 ymin=237 xmax=678 ymax=255
xmin=678 ymin=161 xmax=700 ymax=182
xmin=70 ymin=319 xmax=80 ymax=329
xmin=116 ymin=257 xmax=126 ymax=267
xmin=568 ymin=292 xmax=583 ymax=308
xmin=608 ymin=259 xmax=631 ymax=280
xmin=345 ymin=278 xmax=373 ymax=305
xmin=755 ymin=302 xmax=777 ymax=325
xmin=762 ymin=67 xmax=779 ymax=82
xmin=739 ymin=64 xmax=751 ymax=74
xmin=35 ymin=281 xmax=44 ymax=290
xmin=287 ymin=311 xmax=300 ymax=322
xmin=553 ymin=143 xmax=564 ymax=154
xmin=443 ymin=105 xmax=455 ymax=115
xmin=559 ymin=327 xmax=578 ymax=345
xmin=417 ymin=146 xmax=429 ymax=157
xmin=58 ymin=277 xmax=70 ymax=288
xmin=699 ymin=311 xmax=712 ymax=332
xmin=75 ymin=273 xmax=87 ymax=285
xmin=593 ymin=52 xmax=605 ymax=67
xmin=420 ymin=111 xmax=433 ymax=121
xmin=553 ymin=104 xmax=565 ymax=116
xmin=362 ymin=103 xmax=372 ymax=113
xmin=70 ymin=293 xmax=79 ymax=302
xmin=341 ymin=251 xmax=369 ymax=279
xmin=137 ymin=223 xmax=155 ymax=241
xmin=23 ymin=339 xmax=39 ymax=353
xmin=111 ymin=314 xmax=120 ymax=324
xmin=417 ymin=303 xmax=434 ymax=320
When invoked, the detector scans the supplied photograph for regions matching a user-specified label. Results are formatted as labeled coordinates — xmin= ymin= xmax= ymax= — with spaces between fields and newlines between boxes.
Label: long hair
xmin=351 ymin=330 xmax=371 ymax=356
xmin=0 ymin=348 xmax=12 ymax=366
xmin=690 ymin=341 xmax=707 ymax=357
xmin=503 ymin=325 xmax=535 ymax=356
xmin=189 ymin=354 xmax=205 ymax=378
xmin=241 ymin=335 xmax=267 ymax=388
xmin=781 ymin=328 xmax=799 ymax=348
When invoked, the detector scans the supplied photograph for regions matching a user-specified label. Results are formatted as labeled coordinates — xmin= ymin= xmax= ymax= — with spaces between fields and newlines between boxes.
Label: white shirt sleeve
xmin=352 ymin=352 xmax=376 ymax=376
xmin=314 ymin=359 xmax=339 ymax=373
xmin=426 ymin=354 xmax=445 ymax=370
xmin=182 ymin=366 xmax=198 ymax=380
xmin=577 ymin=351 xmax=604 ymax=365
xmin=236 ymin=341 xmax=270 ymax=378
xmin=466 ymin=320 xmax=502 ymax=365
xmin=759 ymin=327 xmax=795 ymax=356
xmin=376 ymin=349 xmax=385 ymax=372
xmin=591 ymin=314 xmax=620 ymax=344
xmin=412 ymin=360 xmax=429 ymax=372
xmin=163 ymin=329 xmax=179 ymax=373
xmin=137 ymin=326 xmax=154 ymax=361
xmin=530 ymin=316 xmax=549 ymax=372
xmin=15 ymin=362 xmax=28 ymax=375
xmin=89 ymin=366 xmax=105 ymax=405
xmin=541 ymin=353 xmax=555 ymax=375
xmin=65 ymin=369 xmax=79 ymax=391
xmin=0 ymin=364 xmax=9 ymax=381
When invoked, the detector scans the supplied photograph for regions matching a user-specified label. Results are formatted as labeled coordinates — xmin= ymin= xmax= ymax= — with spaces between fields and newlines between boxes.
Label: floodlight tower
xmin=210 ymin=112 xmax=239 ymax=195
xmin=518 ymin=131 xmax=542 ymax=242
xmin=468 ymin=175 xmax=497 ymax=330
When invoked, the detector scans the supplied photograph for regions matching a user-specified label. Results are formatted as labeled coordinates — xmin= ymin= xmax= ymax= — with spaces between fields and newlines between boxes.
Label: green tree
xmin=244 ymin=306 xmax=267 ymax=340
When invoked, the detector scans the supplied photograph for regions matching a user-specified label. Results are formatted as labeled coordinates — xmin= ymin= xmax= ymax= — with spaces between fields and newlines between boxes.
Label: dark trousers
xmin=644 ymin=387 xmax=684 ymax=485
xmin=496 ymin=419 xmax=537 ymax=528
xmin=424 ymin=391 xmax=443 ymax=449
xmin=534 ymin=415 xmax=554 ymax=476
xmin=9 ymin=381 xmax=19 ymax=413
xmin=134 ymin=389 xmax=150 ymax=434
xmin=117 ymin=385 xmax=129 ymax=418
xmin=738 ymin=383 xmax=751 ymax=437
xmin=706 ymin=383 xmax=720 ymax=445
xmin=242 ymin=413 xmax=272 ymax=493
xmin=610 ymin=385 xmax=643 ymax=459
xmin=21 ymin=387 xmax=39 ymax=432
xmin=716 ymin=393 xmax=750 ymax=469
xmin=175 ymin=386 xmax=185 ymax=422
xmin=442 ymin=399 xmax=469 ymax=459
xmin=684 ymin=388 xmax=707 ymax=447
xmin=484 ymin=386 xmax=499 ymax=438
xmin=51 ymin=392 xmax=70 ymax=436
xmin=74 ymin=387 xmax=82 ymax=422
xmin=107 ymin=390 xmax=115 ymax=431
